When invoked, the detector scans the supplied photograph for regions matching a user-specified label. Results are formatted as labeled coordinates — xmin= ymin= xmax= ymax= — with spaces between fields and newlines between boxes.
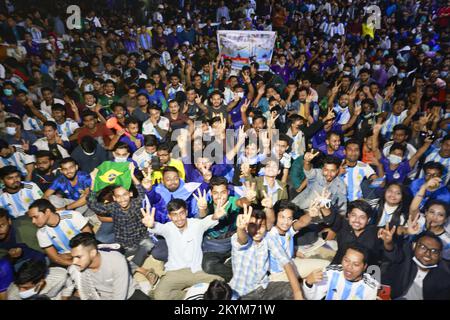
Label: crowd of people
xmin=0 ymin=0 xmax=450 ymax=300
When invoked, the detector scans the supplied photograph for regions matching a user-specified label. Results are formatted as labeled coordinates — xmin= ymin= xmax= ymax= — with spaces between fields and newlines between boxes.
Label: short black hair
xmin=345 ymin=138 xmax=360 ymax=149
xmin=69 ymin=232 xmax=98 ymax=249
xmin=322 ymin=155 xmax=341 ymax=168
xmin=347 ymin=199 xmax=373 ymax=218
xmin=210 ymin=176 xmax=228 ymax=189
xmin=5 ymin=116 xmax=23 ymax=128
xmin=273 ymin=200 xmax=299 ymax=225
xmin=204 ymin=280 xmax=232 ymax=300
xmin=35 ymin=150 xmax=54 ymax=161
xmin=59 ymin=157 xmax=78 ymax=167
xmin=144 ymin=135 xmax=158 ymax=147
xmin=167 ymin=198 xmax=187 ymax=213
xmin=14 ymin=259 xmax=48 ymax=286
xmin=392 ymin=124 xmax=410 ymax=137
xmin=29 ymin=199 xmax=56 ymax=214
xmin=113 ymin=142 xmax=130 ymax=153
xmin=125 ymin=116 xmax=139 ymax=127
xmin=423 ymin=161 xmax=445 ymax=175
xmin=0 ymin=165 xmax=21 ymax=179
xmin=157 ymin=143 xmax=171 ymax=152
xmin=345 ymin=242 xmax=370 ymax=265
xmin=162 ymin=166 xmax=179 ymax=176
xmin=389 ymin=142 xmax=406 ymax=154
xmin=0 ymin=208 xmax=10 ymax=220
xmin=43 ymin=121 xmax=57 ymax=130
xmin=52 ymin=103 xmax=66 ymax=113
xmin=80 ymin=135 xmax=97 ymax=153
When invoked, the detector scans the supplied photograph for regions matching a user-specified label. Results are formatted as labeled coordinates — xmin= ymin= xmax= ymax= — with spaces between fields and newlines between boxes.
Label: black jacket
xmin=325 ymin=212 xmax=382 ymax=266
xmin=382 ymin=241 xmax=450 ymax=300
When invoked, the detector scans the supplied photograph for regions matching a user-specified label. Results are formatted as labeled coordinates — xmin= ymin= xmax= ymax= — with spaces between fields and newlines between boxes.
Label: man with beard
xmin=303 ymin=244 xmax=379 ymax=300
xmin=31 ymin=151 xmax=57 ymax=192
xmin=28 ymin=121 xmax=71 ymax=161
xmin=51 ymin=104 xmax=79 ymax=139
xmin=0 ymin=166 xmax=43 ymax=218
xmin=317 ymin=131 xmax=345 ymax=160
xmin=43 ymin=158 xmax=92 ymax=218
xmin=67 ymin=232 xmax=149 ymax=300
xmin=379 ymin=230 xmax=450 ymax=300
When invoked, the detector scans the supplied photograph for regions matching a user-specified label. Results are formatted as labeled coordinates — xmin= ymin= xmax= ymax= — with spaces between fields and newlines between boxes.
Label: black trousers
xmin=128 ymin=289 xmax=151 ymax=300
xmin=240 ymin=282 xmax=293 ymax=300
xmin=202 ymin=251 xmax=233 ymax=282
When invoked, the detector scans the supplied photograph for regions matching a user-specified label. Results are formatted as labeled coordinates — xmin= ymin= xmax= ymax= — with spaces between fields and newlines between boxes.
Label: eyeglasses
xmin=417 ymin=243 xmax=441 ymax=256
xmin=425 ymin=173 xmax=440 ymax=178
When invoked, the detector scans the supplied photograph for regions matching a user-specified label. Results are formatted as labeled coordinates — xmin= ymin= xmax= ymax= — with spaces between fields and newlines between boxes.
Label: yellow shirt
xmin=151 ymin=158 xmax=186 ymax=184
xmin=362 ymin=23 xmax=375 ymax=39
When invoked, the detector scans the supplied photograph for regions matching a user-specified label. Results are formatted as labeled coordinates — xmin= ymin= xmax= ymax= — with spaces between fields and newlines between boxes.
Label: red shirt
xmin=77 ymin=123 xmax=114 ymax=148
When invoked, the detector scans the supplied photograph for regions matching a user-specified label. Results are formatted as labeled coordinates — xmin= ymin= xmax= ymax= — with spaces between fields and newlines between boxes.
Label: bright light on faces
xmin=168 ymin=207 xmax=188 ymax=228
xmin=276 ymin=209 xmax=294 ymax=233
xmin=348 ymin=208 xmax=369 ymax=232
xmin=342 ymin=248 xmax=366 ymax=281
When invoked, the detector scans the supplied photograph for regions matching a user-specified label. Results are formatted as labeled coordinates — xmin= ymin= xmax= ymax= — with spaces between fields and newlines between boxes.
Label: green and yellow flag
xmin=93 ymin=161 xmax=132 ymax=192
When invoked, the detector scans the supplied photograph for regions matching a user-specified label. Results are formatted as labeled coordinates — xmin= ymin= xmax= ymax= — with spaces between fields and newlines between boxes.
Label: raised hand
xmin=237 ymin=203 xmax=253 ymax=230
xmin=240 ymin=161 xmax=251 ymax=178
xmin=354 ymin=104 xmax=362 ymax=116
xmin=261 ymin=190 xmax=273 ymax=209
xmin=331 ymin=82 xmax=341 ymax=96
xmin=241 ymin=99 xmax=251 ymax=113
xmin=141 ymin=166 xmax=153 ymax=190
xmin=406 ymin=214 xmax=421 ymax=235
xmin=305 ymin=269 xmax=325 ymax=286
xmin=323 ymin=109 xmax=335 ymax=122
xmin=257 ymin=84 xmax=266 ymax=96
xmin=307 ymin=198 xmax=322 ymax=218
xmin=373 ymin=123 xmax=383 ymax=133
xmin=141 ymin=202 xmax=156 ymax=229
xmin=55 ymin=133 xmax=63 ymax=145
xmin=243 ymin=181 xmax=257 ymax=202
xmin=195 ymin=94 xmax=203 ymax=105
xmin=193 ymin=189 xmax=208 ymax=211
xmin=213 ymin=197 xmax=230 ymax=220
xmin=304 ymin=150 xmax=320 ymax=162
xmin=424 ymin=176 xmax=441 ymax=190
xmin=128 ymin=161 xmax=136 ymax=173
xmin=377 ymin=223 xmax=396 ymax=244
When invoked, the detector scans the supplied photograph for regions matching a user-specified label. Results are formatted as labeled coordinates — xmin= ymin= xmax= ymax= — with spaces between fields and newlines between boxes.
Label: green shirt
xmin=204 ymin=195 xmax=240 ymax=239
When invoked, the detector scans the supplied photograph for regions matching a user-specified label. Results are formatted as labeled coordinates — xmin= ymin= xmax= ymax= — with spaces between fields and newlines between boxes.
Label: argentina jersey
xmin=57 ymin=120 xmax=79 ymax=139
xmin=342 ymin=162 xmax=375 ymax=201
xmin=268 ymin=227 xmax=296 ymax=274
xmin=36 ymin=210 xmax=88 ymax=253
xmin=303 ymin=265 xmax=379 ymax=300
xmin=0 ymin=182 xmax=43 ymax=218
xmin=380 ymin=110 xmax=407 ymax=140
xmin=132 ymin=147 xmax=152 ymax=169
xmin=0 ymin=150 xmax=35 ymax=177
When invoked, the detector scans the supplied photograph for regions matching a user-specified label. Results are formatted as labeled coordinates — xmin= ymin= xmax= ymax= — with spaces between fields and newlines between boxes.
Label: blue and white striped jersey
xmin=381 ymin=110 xmax=408 ymax=140
xmin=0 ymin=182 xmax=43 ymax=218
xmin=36 ymin=210 xmax=88 ymax=253
xmin=342 ymin=161 xmax=376 ymax=201
xmin=303 ymin=265 xmax=379 ymax=300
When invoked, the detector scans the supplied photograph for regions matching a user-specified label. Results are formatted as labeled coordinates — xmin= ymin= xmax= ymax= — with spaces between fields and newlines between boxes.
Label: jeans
xmin=125 ymin=238 xmax=155 ymax=273
xmin=95 ymin=222 xmax=115 ymax=244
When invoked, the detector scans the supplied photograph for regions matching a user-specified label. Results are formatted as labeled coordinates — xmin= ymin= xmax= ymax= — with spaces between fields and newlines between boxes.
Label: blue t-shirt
xmin=381 ymin=156 xmax=411 ymax=183
xmin=48 ymin=171 xmax=91 ymax=200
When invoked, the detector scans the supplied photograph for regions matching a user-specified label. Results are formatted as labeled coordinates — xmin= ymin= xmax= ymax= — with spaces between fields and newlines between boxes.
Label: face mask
xmin=388 ymin=154 xmax=402 ymax=165
xmin=343 ymin=71 xmax=351 ymax=75
xmin=3 ymin=89 xmax=13 ymax=96
xmin=6 ymin=127 xmax=16 ymax=135
xmin=237 ymin=92 xmax=244 ymax=99
xmin=398 ymin=72 xmax=406 ymax=79
xmin=248 ymin=117 xmax=253 ymax=125
xmin=83 ymin=149 xmax=96 ymax=156
xmin=114 ymin=156 xmax=128 ymax=162
xmin=372 ymin=65 xmax=381 ymax=71
xmin=440 ymin=71 xmax=448 ymax=78
xmin=19 ymin=286 xmax=39 ymax=299
xmin=412 ymin=256 xmax=438 ymax=269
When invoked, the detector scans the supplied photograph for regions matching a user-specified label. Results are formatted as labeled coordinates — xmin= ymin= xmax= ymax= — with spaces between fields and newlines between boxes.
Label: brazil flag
xmin=93 ymin=161 xmax=132 ymax=192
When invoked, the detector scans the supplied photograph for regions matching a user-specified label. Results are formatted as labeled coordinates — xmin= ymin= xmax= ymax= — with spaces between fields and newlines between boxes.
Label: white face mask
xmin=412 ymin=256 xmax=438 ymax=269
xmin=237 ymin=92 xmax=244 ymax=98
xmin=114 ymin=156 xmax=128 ymax=162
xmin=373 ymin=64 xmax=381 ymax=70
xmin=388 ymin=154 xmax=402 ymax=165
xmin=343 ymin=71 xmax=351 ymax=75
xmin=19 ymin=286 xmax=39 ymax=299
xmin=6 ymin=126 xmax=16 ymax=135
